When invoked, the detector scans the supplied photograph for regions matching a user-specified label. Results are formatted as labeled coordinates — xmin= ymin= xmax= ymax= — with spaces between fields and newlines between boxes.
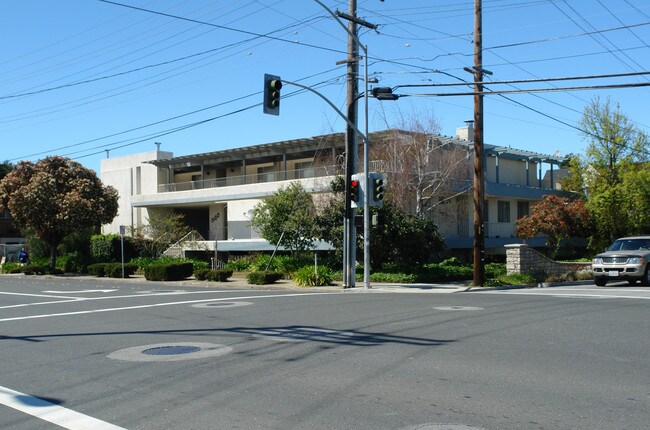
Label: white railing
xmin=485 ymin=222 xmax=515 ymax=239
xmin=158 ymin=164 xmax=341 ymax=193
xmin=162 ymin=231 xmax=206 ymax=258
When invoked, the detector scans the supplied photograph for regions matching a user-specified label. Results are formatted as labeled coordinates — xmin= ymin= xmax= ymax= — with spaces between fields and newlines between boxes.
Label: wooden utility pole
xmin=472 ymin=0 xmax=485 ymax=287
xmin=342 ymin=0 xmax=359 ymax=288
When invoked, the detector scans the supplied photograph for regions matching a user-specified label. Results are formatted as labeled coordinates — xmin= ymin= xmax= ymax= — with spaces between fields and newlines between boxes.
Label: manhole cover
xmin=403 ymin=424 xmax=487 ymax=430
xmin=108 ymin=342 xmax=233 ymax=362
xmin=433 ymin=306 xmax=484 ymax=311
xmin=192 ymin=301 xmax=253 ymax=309
xmin=143 ymin=345 xmax=201 ymax=356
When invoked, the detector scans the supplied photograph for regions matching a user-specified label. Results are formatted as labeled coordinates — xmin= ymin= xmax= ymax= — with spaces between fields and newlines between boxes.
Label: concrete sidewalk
xmin=1 ymin=272 xmax=517 ymax=293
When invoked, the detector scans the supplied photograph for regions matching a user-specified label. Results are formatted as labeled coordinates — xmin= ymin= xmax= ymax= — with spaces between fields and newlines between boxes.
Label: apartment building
xmin=100 ymin=126 xmax=566 ymax=257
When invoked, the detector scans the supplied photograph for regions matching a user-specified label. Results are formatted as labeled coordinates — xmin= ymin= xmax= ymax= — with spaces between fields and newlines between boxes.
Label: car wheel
xmin=595 ymin=277 xmax=607 ymax=287
xmin=644 ymin=265 xmax=650 ymax=286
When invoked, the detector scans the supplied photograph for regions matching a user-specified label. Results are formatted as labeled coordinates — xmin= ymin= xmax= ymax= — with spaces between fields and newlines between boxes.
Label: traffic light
xmin=263 ymin=74 xmax=282 ymax=115
xmin=350 ymin=174 xmax=364 ymax=208
xmin=369 ymin=172 xmax=385 ymax=207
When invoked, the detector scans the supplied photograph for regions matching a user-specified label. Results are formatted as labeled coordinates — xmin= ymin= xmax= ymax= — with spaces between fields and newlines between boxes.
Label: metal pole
xmin=362 ymin=48 xmax=371 ymax=289
xmin=472 ymin=0 xmax=485 ymax=287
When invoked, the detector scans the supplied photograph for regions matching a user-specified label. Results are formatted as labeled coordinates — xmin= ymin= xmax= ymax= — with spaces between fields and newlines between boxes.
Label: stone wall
xmin=505 ymin=244 xmax=591 ymax=278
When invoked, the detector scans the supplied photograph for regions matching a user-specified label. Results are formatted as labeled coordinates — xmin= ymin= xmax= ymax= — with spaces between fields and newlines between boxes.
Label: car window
xmin=607 ymin=239 xmax=650 ymax=251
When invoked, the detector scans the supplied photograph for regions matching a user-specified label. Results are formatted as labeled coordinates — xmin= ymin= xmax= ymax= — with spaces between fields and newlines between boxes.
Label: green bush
xmin=23 ymin=263 xmax=62 ymax=276
xmin=131 ymin=256 xmax=207 ymax=273
xmin=1 ymin=262 xmax=23 ymax=274
xmin=194 ymin=268 xmax=210 ymax=281
xmin=224 ymin=257 xmax=253 ymax=272
xmin=293 ymin=265 xmax=332 ymax=287
xmin=195 ymin=268 xmax=233 ymax=282
xmin=495 ymin=273 xmax=537 ymax=286
xmin=368 ymin=272 xmax=418 ymax=283
xmin=247 ymin=271 xmax=283 ymax=285
xmin=88 ymin=263 xmax=109 ymax=277
xmin=485 ymin=263 xmax=507 ymax=278
xmin=107 ymin=263 xmax=138 ymax=278
xmin=144 ymin=262 xmax=193 ymax=281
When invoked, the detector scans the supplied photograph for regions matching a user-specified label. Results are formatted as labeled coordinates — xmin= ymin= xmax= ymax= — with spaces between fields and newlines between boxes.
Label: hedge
xmin=194 ymin=268 xmax=233 ymax=282
xmin=247 ymin=271 xmax=283 ymax=285
xmin=144 ymin=262 xmax=194 ymax=281
xmin=88 ymin=262 xmax=138 ymax=278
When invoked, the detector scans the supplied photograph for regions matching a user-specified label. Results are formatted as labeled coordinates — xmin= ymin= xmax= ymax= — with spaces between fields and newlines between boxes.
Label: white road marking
xmin=0 ymin=292 xmax=335 ymax=323
xmin=43 ymin=289 xmax=117 ymax=293
xmin=0 ymin=291 xmax=80 ymax=300
xmin=0 ymin=385 xmax=125 ymax=430
xmin=484 ymin=291 xmax=650 ymax=300
xmin=0 ymin=289 xmax=255 ymax=310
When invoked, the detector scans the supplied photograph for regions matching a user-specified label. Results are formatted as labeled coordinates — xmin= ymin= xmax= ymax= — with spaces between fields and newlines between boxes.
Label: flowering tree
xmin=0 ymin=156 xmax=118 ymax=269
xmin=515 ymin=195 xmax=591 ymax=258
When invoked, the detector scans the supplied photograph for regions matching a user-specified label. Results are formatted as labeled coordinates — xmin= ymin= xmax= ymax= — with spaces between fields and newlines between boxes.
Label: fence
xmin=0 ymin=243 xmax=26 ymax=264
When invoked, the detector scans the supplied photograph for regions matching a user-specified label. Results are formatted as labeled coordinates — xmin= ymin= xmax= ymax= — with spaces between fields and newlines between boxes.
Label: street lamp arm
xmin=282 ymin=80 xmax=367 ymax=144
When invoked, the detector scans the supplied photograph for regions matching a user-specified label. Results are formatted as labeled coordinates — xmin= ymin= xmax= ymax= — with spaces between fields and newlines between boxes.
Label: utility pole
xmin=472 ymin=0 xmax=486 ymax=287
xmin=342 ymin=0 xmax=359 ymax=288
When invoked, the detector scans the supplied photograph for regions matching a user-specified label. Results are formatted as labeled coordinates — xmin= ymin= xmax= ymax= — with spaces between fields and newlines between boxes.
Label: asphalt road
xmin=1 ymin=275 xmax=649 ymax=430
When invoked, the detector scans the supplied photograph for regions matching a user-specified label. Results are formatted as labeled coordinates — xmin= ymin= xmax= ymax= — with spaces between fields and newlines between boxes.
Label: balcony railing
xmin=158 ymin=165 xmax=342 ymax=193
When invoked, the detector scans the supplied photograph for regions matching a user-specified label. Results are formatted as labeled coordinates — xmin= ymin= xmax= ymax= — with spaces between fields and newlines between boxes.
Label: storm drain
xmin=108 ymin=342 xmax=232 ymax=362
xmin=433 ymin=306 xmax=484 ymax=311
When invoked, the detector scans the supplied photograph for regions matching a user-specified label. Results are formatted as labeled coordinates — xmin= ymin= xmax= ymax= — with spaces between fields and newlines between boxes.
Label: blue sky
xmin=2 ymin=0 xmax=649 ymax=174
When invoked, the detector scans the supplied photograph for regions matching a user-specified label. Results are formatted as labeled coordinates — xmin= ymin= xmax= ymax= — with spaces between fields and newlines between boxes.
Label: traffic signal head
xmin=263 ymin=74 xmax=282 ymax=115
xmin=350 ymin=178 xmax=360 ymax=204
xmin=350 ymin=174 xmax=364 ymax=208
xmin=370 ymin=172 xmax=385 ymax=207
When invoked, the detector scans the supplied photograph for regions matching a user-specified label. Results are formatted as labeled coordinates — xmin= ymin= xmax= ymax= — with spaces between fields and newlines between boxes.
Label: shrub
xmin=88 ymin=263 xmax=109 ymax=277
xmin=107 ymin=263 xmax=138 ymax=278
xmin=195 ymin=268 xmax=233 ymax=282
xmin=132 ymin=256 xmax=207 ymax=274
xmin=1 ymin=262 xmax=23 ymax=274
xmin=224 ymin=257 xmax=253 ymax=272
xmin=368 ymin=272 xmax=418 ymax=283
xmin=23 ymin=263 xmax=62 ymax=275
xmin=194 ymin=268 xmax=211 ymax=281
xmin=293 ymin=265 xmax=333 ymax=287
xmin=247 ymin=271 xmax=283 ymax=285
xmin=144 ymin=262 xmax=193 ymax=281
xmin=495 ymin=273 xmax=537 ymax=286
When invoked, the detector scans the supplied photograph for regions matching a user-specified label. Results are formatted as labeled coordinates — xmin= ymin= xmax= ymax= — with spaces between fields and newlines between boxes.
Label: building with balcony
xmin=100 ymin=126 xmax=566 ymax=258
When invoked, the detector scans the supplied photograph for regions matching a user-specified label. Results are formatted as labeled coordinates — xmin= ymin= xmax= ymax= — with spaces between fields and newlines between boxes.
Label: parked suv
xmin=592 ymin=236 xmax=650 ymax=286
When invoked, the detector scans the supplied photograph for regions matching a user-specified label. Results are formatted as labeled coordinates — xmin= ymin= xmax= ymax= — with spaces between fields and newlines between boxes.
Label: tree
xmin=0 ymin=156 xmax=118 ymax=269
xmin=515 ymin=195 xmax=591 ymax=258
xmin=374 ymin=112 xmax=470 ymax=218
xmin=563 ymin=97 xmax=650 ymax=250
xmin=128 ymin=211 xmax=191 ymax=258
xmin=0 ymin=161 xmax=13 ymax=180
xmin=251 ymin=182 xmax=316 ymax=253
xmin=314 ymin=177 xmax=445 ymax=270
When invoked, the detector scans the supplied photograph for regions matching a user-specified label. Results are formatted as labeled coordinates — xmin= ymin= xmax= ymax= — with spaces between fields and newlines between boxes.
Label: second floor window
xmin=257 ymin=166 xmax=276 ymax=183
xmin=498 ymin=200 xmax=511 ymax=223
xmin=517 ymin=201 xmax=530 ymax=219
xmin=294 ymin=161 xmax=314 ymax=179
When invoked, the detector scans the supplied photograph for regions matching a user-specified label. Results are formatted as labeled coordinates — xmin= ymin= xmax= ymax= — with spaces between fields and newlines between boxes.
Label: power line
xmin=98 ymin=0 xmax=348 ymax=57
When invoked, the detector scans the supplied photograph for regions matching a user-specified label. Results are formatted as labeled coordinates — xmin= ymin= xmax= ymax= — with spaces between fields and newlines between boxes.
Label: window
xmin=257 ymin=166 xmax=276 ymax=183
xmin=294 ymin=161 xmax=314 ymax=179
xmin=497 ymin=201 xmax=510 ymax=223
xmin=517 ymin=201 xmax=530 ymax=219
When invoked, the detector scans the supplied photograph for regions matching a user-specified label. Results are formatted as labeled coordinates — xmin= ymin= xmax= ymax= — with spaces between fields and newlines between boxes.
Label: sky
xmin=2 ymin=0 xmax=649 ymax=174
